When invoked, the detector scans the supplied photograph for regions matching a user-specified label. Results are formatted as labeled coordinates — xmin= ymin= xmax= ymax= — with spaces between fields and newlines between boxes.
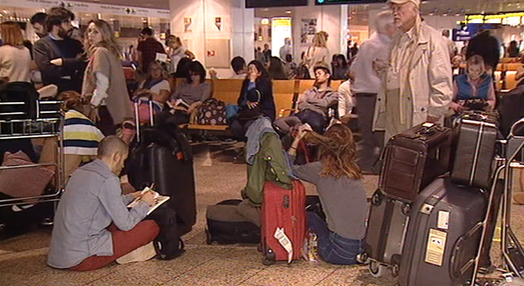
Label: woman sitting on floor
xmin=288 ymin=123 xmax=366 ymax=265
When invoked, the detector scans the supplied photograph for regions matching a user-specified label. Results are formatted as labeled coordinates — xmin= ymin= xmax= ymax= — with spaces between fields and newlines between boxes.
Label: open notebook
xmin=127 ymin=186 xmax=170 ymax=215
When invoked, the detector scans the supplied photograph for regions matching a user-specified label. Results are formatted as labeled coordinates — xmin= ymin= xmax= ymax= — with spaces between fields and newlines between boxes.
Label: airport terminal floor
xmin=1 ymin=140 xmax=524 ymax=286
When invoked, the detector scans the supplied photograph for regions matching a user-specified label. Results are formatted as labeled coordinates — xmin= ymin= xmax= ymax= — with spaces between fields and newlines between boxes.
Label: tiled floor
xmin=1 ymin=140 xmax=524 ymax=286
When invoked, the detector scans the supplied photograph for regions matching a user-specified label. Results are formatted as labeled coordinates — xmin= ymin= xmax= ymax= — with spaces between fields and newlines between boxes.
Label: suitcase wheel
xmin=262 ymin=248 xmax=276 ymax=266
xmin=371 ymin=191 xmax=382 ymax=206
xmin=369 ymin=261 xmax=387 ymax=278
xmin=205 ymin=229 xmax=213 ymax=245
xmin=401 ymin=203 xmax=411 ymax=216
xmin=356 ymin=253 xmax=369 ymax=264
xmin=391 ymin=264 xmax=399 ymax=277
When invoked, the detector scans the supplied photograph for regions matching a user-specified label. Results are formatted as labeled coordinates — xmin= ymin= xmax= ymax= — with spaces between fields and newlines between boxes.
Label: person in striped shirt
xmin=39 ymin=91 xmax=104 ymax=179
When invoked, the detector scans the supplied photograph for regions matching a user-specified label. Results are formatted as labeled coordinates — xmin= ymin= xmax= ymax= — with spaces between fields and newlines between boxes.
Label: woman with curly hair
xmin=82 ymin=19 xmax=133 ymax=136
xmin=288 ymin=123 xmax=366 ymax=265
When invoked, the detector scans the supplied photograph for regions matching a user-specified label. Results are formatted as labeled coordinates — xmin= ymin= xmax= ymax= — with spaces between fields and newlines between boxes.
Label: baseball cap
xmin=387 ymin=0 xmax=420 ymax=7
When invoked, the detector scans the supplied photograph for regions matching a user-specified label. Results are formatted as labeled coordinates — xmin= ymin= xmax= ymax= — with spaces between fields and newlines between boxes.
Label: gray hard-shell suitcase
xmin=450 ymin=116 xmax=498 ymax=189
xmin=380 ymin=123 xmax=452 ymax=203
xmin=363 ymin=189 xmax=410 ymax=273
xmin=398 ymin=178 xmax=487 ymax=286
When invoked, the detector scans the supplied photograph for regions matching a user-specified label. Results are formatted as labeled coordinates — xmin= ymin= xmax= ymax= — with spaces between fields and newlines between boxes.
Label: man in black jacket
xmin=466 ymin=29 xmax=500 ymax=76
xmin=33 ymin=7 xmax=85 ymax=94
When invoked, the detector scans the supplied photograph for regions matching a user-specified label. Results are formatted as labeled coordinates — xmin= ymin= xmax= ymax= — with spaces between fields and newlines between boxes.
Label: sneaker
xmin=116 ymin=242 xmax=157 ymax=264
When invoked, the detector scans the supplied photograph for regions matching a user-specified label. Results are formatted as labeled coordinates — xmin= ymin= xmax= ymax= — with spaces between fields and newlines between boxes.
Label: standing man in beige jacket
xmin=373 ymin=0 xmax=452 ymax=141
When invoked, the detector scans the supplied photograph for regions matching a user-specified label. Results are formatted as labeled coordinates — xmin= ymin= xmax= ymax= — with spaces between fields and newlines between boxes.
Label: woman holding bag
xmin=229 ymin=60 xmax=276 ymax=141
xmin=82 ymin=20 xmax=133 ymax=136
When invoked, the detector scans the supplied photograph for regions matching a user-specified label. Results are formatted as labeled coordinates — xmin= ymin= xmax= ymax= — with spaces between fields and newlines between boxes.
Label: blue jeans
xmin=307 ymin=212 xmax=363 ymax=265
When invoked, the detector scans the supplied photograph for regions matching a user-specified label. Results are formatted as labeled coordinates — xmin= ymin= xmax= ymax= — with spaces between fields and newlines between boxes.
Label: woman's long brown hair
xmin=303 ymin=124 xmax=362 ymax=180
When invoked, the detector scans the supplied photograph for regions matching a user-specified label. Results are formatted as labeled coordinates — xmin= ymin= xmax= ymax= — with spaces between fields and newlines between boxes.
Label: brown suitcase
xmin=379 ymin=123 xmax=452 ymax=203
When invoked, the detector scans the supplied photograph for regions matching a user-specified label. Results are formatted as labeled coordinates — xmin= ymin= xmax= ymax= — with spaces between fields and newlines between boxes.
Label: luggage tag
xmin=274 ymin=227 xmax=293 ymax=263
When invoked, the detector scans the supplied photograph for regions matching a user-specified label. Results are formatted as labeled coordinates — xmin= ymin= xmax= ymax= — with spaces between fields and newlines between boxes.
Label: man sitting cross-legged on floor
xmin=47 ymin=136 xmax=159 ymax=271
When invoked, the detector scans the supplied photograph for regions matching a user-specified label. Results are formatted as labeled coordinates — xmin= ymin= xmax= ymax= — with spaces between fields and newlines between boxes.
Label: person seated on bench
xmin=229 ymin=60 xmax=276 ymax=141
xmin=208 ymin=56 xmax=247 ymax=80
xmin=47 ymin=136 xmax=159 ymax=271
xmin=450 ymin=55 xmax=496 ymax=113
xmin=288 ymin=123 xmax=366 ymax=265
xmin=135 ymin=61 xmax=171 ymax=110
xmin=274 ymin=62 xmax=338 ymax=134
xmin=170 ymin=60 xmax=211 ymax=124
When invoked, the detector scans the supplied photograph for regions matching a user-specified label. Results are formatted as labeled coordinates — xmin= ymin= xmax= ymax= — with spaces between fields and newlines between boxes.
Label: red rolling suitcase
xmin=261 ymin=180 xmax=306 ymax=265
xmin=398 ymin=178 xmax=487 ymax=286
xmin=380 ymin=123 xmax=451 ymax=203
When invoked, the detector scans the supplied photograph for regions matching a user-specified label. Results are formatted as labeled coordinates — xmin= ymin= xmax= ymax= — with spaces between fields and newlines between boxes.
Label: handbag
xmin=237 ymin=89 xmax=264 ymax=121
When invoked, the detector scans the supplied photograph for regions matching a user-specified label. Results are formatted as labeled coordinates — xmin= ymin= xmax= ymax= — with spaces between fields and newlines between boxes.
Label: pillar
xmin=169 ymin=0 xmax=254 ymax=78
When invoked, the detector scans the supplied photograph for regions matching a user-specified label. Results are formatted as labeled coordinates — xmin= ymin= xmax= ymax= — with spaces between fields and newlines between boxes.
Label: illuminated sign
xmin=315 ymin=0 xmax=386 ymax=5
xmin=246 ymin=0 xmax=308 ymax=8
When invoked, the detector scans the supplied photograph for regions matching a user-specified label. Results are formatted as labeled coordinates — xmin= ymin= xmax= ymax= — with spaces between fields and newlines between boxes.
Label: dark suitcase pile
xmin=380 ymin=123 xmax=452 ymax=203
xmin=398 ymin=178 xmax=487 ymax=286
xmin=127 ymin=117 xmax=197 ymax=238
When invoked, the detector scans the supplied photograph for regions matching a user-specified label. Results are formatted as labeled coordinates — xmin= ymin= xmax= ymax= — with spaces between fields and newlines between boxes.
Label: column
xmin=169 ymin=0 xmax=254 ymax=78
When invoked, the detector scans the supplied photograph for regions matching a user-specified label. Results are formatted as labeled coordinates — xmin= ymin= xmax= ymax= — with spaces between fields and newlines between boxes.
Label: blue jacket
xmin=455 ymin=73 xmax=492 ymax=100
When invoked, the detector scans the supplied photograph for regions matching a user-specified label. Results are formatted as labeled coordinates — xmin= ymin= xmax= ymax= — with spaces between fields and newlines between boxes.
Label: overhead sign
xmin=315 ymin=0 xmax=386 ymax=4
xmin=2 ymin=0 xmax=170 ymax=18
xmin=246 ymin=0 xmax=308 ymax=8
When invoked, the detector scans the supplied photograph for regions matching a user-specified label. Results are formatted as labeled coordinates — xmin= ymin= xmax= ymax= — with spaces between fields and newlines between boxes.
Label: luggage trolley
xmin=471 ymin=118 xmax=524 ymax=285
xmin=0 ymin=99 xmax=65 ymax=211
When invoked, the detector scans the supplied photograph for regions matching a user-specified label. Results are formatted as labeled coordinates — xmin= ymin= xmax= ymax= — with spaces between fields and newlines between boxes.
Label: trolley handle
xmin=133 ymin=92 xmax=156 ymax=141
xmin=509 ymin=118 xmax=524 ymax=138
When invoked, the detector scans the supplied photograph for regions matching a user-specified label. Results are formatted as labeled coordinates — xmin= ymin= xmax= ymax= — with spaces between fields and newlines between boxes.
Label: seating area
xmin=495 ymin=62 xmax=523 ymax=91
xmin=177 ymin=79 xmax=344 ymax=137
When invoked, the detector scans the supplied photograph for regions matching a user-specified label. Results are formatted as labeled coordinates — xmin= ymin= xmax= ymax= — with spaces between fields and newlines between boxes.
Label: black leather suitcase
xmin=363 ymin=190 xmax=410 ymax=275
xmin=380 ymin=123 xmax=452 ymax=203
xmin=450 ymin=117 xmax=498 ymax=189
xmin=127 ymin=123 xmax=197 ymax=237
xmin=398 ymin=178 xmax=487 ymax=286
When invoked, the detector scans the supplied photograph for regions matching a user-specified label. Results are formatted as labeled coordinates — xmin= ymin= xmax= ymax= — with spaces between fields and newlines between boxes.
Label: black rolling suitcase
xmin=127 ymin=100 xmax=197 ymax=237
xmin=380 ymin=123 xmax=451 ymax=203
xmin=398 ymin=178 xmax=487 ymax=286
xmin=450 ymin=112 xmax=499 ymax=189
xmin=363 ymin=190 xmax=410 ymax=277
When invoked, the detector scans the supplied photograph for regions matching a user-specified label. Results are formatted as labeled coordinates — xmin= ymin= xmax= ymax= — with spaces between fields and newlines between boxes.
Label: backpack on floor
xmin=148 ymin=207 xmax=185 ymax=260
xmin=205 ymin=199 xmax=260 ymax=244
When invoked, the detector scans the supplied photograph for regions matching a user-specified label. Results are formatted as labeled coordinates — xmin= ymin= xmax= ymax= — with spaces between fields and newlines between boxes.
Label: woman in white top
xmin=135 ymin=61 xmax=171 ymax=109
xmin=0 ymin=22 xmax=32 ymax=82
xmin=166 ymin=35 xmax=195 ymax=75
xmin=304 ymin=32 xmax=330 ymax=79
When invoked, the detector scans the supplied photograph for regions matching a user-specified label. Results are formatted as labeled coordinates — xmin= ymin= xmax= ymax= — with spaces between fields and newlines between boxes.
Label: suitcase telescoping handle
xmin=133 ymin=93 xmax=155 ymax=142
xmin=509 ymin=118 xmax=524 ymax=138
